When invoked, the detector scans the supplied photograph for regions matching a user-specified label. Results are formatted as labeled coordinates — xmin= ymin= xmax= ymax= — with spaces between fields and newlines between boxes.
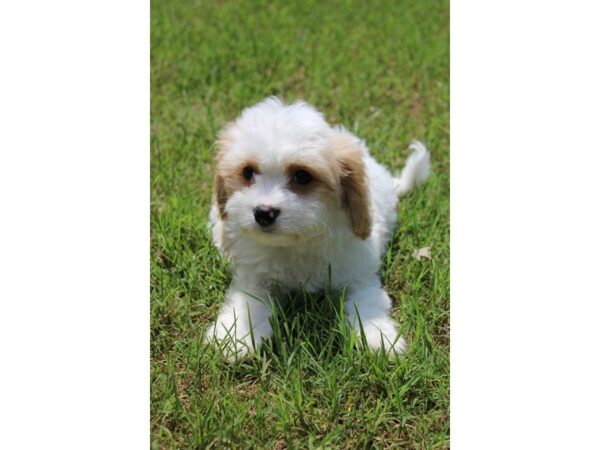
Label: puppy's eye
xmin=242 ymin=166 xmax=255 ymax=180
xmin=293 ymin=170 xmax=312 ymax=185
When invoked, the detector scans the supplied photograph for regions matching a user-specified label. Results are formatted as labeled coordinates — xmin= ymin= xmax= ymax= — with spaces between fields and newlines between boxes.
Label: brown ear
xmin=333 ymin=136 xmax=372 ymax=239
xmin=213 ymin=123 xmax=235 ymax=220
xmin=214 ymin=173 xmax=228 ymax=219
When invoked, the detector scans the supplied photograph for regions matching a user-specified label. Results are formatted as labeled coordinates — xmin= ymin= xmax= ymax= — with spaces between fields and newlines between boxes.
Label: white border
xmin=452 ymin=1 xmax=600 ymax=448
xmin=0 ymin=1 xmax=149 ymax=447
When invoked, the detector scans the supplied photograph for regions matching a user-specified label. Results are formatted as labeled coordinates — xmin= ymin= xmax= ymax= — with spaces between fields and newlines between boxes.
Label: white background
xmin=452 ymin=1 xmax=600 ymax=448
xmin=0 ymin=1 xmax=598 ymax=448
xmin=0 ymin=1 xmax=149 ymax=448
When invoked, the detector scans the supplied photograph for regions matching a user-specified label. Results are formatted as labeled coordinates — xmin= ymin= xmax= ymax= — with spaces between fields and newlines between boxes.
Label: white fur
xmin=206 ymin=97 xmax=430 ymax=360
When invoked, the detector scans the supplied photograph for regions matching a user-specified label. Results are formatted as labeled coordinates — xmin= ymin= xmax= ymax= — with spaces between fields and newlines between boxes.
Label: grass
xmin=151 ymin=0 xmax=449 ymax=448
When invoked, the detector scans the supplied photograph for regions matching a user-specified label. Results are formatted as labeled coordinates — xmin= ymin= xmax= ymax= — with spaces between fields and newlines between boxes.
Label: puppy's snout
xmin=253 ymin=205 xmax=280 ymax=227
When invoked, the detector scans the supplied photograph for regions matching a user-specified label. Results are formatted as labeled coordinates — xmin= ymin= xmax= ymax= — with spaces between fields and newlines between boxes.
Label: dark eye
xmin=293 ymin=170 xmax=313 ymax=185
xmin=243 ymin=166 xmax=254 ymax=180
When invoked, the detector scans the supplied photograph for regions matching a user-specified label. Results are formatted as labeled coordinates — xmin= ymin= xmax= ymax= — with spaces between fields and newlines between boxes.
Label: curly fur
xmin=206 ymin=97 xmax=430 ymax=360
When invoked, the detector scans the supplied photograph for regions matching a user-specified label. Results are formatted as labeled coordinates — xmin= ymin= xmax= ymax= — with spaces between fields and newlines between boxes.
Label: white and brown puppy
xmin=207 ymin=97 xmax=430 ymax=359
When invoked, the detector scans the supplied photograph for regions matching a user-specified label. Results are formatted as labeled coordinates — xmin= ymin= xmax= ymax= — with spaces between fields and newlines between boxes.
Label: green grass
xmin=151 ymin=0 xmax=449 ymax=448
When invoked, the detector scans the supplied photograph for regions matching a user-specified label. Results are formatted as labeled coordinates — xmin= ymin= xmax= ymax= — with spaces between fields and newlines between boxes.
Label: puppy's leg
xmin=344 ymin=280 xmax=406 ymax=355
xmin=206 ymin=284 xmax=272 ymax=361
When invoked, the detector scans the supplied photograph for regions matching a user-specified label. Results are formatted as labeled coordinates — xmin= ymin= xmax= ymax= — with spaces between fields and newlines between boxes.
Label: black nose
xmin=253 ymin=206 xmax=280 ymax=227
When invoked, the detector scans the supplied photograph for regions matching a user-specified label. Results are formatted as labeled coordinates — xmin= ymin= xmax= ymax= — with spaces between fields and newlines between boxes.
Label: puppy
xmin=207 ymin=97 xmax=430 ymax=359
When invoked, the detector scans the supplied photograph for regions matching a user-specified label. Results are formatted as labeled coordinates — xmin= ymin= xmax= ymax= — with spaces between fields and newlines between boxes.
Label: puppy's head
xmin=214 ymin=97 xmax=371 ymax=246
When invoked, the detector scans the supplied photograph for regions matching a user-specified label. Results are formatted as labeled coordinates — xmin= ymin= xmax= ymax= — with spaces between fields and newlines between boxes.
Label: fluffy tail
xmin=394 ymin=140 xmax=431 ymax=197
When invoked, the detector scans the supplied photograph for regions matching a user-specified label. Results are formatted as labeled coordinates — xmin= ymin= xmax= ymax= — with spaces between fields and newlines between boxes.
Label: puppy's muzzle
xmin=253 ymin=205 xmax=280 ymax=228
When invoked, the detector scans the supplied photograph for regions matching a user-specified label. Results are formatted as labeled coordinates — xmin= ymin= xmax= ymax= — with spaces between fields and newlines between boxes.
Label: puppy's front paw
xmin=358 ymin=317 xmax=407 ymax=357
xmin=205 ymin=314 xmax=272 ymax=362
xmin=204 ymin=320 xmax=252 ymax=362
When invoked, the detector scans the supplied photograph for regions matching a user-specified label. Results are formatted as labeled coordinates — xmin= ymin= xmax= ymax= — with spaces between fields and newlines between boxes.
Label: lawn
xmin=151 ymin=0 xmax=449 ymax=448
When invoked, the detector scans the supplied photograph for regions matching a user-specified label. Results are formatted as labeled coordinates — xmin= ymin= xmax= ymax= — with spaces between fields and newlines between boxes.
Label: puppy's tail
xmin=393 ymin=140 xmax=431 ymax=198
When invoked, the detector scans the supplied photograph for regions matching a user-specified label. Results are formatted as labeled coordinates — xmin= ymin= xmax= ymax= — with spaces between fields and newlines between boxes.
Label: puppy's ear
xmin=214 ymin=173 xmax=228 ymax=219
xmin=213 ymin=123 xmax=235 ymax=220
xmin=333 ymin=135 xmax=372 ymax=239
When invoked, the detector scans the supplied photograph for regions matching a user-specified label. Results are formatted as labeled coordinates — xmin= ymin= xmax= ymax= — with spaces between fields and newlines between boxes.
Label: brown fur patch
xmin=213 ymin=174 xmax=228 ymax=219
xmin=214 ymin=123 xmax=262 ymax=220
xmin=214 ymin=161 xmax=260 ymax=220
xmin=213 ymin=123 xmax=236 ymax=220
xmin=331 ymin=135 xmax=372 ymax=239
xmin=239 ymin=161 xmax=260 ymax=187
xmin=285 ymin=163 xmax=335 ymax=196
xmin=214 ymin=124 xmax=260 ymax=220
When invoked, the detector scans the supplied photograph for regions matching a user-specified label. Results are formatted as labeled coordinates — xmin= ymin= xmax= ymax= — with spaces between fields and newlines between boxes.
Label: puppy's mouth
xmin=242 ymin=226 xmax=302 ymax=246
